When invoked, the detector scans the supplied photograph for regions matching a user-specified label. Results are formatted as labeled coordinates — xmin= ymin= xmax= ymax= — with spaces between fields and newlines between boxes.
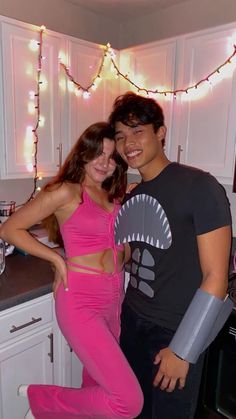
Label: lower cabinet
xmin=53 ymin=330 xmax=83 ymax=389
xmin=0 ymin=327 xmax=54 ymax=419
xmin=0 ymin=293 xmax=83 ymax=419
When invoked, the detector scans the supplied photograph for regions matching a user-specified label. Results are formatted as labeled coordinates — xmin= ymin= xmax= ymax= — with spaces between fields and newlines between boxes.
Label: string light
xmin=59 ymin=43 xmax=110 ymax=95
xmin=28 ymin=90 xmax=36 ymax=100
xmin=60 ymin=42 xmax=236 ymax=99
xmin=29 ymin=39 xmax=39 ymax=52
xmin=38 ymin=115 xmax=45 ymax=127
xmin=28 ymin=101 xmax=36 ymax=114
xmin=83 ymin=91 xmax=91 ymax=99
xmin=109 ymin=44 xmax=236 ymax=97
xmin=26 ymin=26 xmax=45 ymax=202
xmin=24 ymin=29 xmax=236 ymax=203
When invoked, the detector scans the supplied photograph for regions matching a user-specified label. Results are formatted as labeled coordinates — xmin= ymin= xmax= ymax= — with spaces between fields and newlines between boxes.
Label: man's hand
xmin=153 ymin=347 xmax=189 ymax=392
xmin=126 ymin=182 xmax=139 ymax=193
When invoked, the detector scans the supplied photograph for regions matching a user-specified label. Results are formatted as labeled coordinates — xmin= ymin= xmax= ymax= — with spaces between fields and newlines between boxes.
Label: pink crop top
xmin=60 ymin=189 xmax=124 ymax=258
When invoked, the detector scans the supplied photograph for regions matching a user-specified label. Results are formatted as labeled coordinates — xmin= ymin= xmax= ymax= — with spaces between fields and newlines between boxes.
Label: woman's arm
xmin=0 ymin=186 xmax=70 ymax=286
xmin=124 ymin=243 xmax=131 ymax=264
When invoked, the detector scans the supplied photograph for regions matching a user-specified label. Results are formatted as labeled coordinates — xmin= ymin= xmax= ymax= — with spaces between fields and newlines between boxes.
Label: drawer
xmin=0 ymin=295 xmax=53 ymax=345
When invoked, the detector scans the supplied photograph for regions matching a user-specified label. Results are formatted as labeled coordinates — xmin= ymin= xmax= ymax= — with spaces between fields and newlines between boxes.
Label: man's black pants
xmin=120 ymin=302 xmax=205 ymax=419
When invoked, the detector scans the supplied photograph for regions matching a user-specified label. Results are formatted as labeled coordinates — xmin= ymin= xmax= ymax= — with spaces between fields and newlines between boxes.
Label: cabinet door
xmin=119 ymin=39 xmax=177 ymax=174
xmin=0 ymin=327 xmax=53 ymax=419
xmin=53 ymin=326 xmax=83 ymax=388
xmin=172 ymin=26 xmax=236 ymax=184
xmin=66 ymin=37 xmax=120 ymax=150
xmin=0 ymin=20 xmax=63 ymax=178
xmin=71 ymin=350 xmax=83 ymax=388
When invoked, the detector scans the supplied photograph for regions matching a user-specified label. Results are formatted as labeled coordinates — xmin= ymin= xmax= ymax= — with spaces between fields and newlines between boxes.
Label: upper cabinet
xmin=119 ymin=38 xmax=177 ymax=172
xmin=121 ymin=25 xmax=236 ymax=184
xmin=0 ymin=16 xmax=236 ymax=184
xmin=65 ymin=37 xmax=119 ymax=151
xmin=0 ymin=16 xmax=120 ymax=180
xmin=0 ymin=19 xmax=64 ymax=179
xmin=171 ymin=25 xmax=236 ymax=184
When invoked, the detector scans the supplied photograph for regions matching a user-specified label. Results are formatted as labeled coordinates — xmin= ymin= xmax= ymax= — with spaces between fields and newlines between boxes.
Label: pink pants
xmin=28 ymin=270 xmax=143 ymax=418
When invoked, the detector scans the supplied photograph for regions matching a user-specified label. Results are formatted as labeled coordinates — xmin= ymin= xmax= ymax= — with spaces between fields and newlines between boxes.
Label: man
xmin=108 ymin=92 xmax=232 ymax=419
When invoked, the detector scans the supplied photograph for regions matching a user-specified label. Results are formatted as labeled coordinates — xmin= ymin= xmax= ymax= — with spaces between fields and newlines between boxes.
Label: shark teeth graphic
xmin=115 ymin=193 xmax=172 ymax=249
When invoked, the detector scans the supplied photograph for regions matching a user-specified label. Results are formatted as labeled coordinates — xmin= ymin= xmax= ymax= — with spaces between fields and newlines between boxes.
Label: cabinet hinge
xmin=48 ymin=332 xmax=54 ymax=363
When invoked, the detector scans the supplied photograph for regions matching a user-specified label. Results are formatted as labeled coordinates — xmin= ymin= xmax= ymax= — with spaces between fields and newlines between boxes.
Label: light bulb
xmin=83 ymin=91 xmax=90 ymax=99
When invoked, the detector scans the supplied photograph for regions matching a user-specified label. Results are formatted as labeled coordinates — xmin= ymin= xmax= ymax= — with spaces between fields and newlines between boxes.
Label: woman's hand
xmin=153 ymin=347 xmax=189 ymax=392
xmin=52 ymin=256 xmax=68 ymax=298
xmin=124 ymin=243 xmax=131 ymax=264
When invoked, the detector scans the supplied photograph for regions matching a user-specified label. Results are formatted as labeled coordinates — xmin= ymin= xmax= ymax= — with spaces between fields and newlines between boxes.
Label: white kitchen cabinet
xmin=0 ymin=294 xmax=54 ymax=419
xmin=70 ymin=349 xmax=83 ymax=388
xmin=169 ymin=24 xmax=236 ymax=184
xmin=0 ymin=17 xmax=66 ymax=179
xmin=0 ymin=15 xmax=120 ymax=179
xmin=122 ymin=24 xmax=236 ymax=184
xmin=1 ymin=14 xmax=236 ymax=184
xmin=0 ymin=292 xmax=84 ymax=419
xmin=53 ymin=328 xmax=83 ymax=389
xmin=66 ymin=36 xmax=120 ymax=150
xmin=120 ymin=38 xmax=177 ymax=174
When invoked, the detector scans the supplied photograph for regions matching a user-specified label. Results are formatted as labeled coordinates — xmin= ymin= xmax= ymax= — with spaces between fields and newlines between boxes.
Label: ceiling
xmin=64 ymin=0 xmax=189 ymax=22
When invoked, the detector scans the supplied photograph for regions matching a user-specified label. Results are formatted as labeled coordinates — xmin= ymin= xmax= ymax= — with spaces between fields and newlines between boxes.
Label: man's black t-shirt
xmin=115 ymin=162 xmax=231 ymax=331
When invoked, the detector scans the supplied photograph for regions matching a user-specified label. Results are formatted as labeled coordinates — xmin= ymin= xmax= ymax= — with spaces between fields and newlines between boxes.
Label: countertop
xmin=0 ymin=251 xmax=54 ymax=311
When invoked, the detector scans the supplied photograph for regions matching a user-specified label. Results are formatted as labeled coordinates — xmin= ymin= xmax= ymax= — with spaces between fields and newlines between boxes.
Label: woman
xmin=0 ymin=122 xmax=143 ymax=419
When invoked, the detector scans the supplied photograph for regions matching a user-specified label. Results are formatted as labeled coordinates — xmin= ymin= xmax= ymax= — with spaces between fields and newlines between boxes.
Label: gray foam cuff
xmin=169 ymin=288 xmax=234 ymax=363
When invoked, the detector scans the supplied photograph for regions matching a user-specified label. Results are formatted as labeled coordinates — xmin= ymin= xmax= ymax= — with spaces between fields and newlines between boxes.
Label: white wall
xmin=0 ymin=178 xmax=51 ymax=207
xmin=0 ymin=0 xmax=120 ymax=47
xmin=119 ymin=0 xmax=236 ymax=48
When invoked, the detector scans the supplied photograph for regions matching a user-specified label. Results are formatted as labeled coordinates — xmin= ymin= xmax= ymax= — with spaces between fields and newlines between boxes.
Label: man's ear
xmin=156 ymin=125 xmax=167 ymax=143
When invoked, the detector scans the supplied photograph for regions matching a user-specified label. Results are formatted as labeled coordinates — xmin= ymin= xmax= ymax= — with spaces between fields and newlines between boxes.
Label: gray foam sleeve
xmin=201 ymin=295 xmax=234 ymax=352
xmin=169 ymin=289 xmax=233 ymax=363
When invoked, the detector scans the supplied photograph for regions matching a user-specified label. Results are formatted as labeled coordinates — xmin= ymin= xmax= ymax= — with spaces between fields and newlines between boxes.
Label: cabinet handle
xmin=10 ymin=316 xmax=42 ymax=333
xmin=177 ymin=145 xmax=183 ymax=163
xmin=66 ymin=342 xmax=73 ymax=352
xmin=48 ymin=333 xmax=54 ymax=363
xmin=57 ymin=143 xmax=62 ymax=168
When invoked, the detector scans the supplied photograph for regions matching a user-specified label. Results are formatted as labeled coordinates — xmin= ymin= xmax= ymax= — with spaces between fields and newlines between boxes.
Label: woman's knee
xmin=128 ymin=386 xmax=144 ymax=418
xmin=118 ymin=384 xmax=144 ymax=418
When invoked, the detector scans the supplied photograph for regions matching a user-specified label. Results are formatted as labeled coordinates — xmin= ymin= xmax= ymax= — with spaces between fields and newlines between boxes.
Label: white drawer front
xmin=0 ymin=296 xmax=53 ymax=345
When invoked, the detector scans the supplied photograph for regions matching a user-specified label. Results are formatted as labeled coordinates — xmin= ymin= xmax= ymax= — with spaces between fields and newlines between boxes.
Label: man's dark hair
xmin=108 ymin=91 xmax=165 ymax=133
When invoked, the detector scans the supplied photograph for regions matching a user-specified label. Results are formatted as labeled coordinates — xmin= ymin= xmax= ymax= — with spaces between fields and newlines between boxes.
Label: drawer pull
xmin=10 ymin=316 xmax=42 ymax=333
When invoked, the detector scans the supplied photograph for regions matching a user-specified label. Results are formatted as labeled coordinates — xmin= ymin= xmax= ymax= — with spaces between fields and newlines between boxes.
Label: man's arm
xmin=153 ymin=225 xmax=231 ymax=392
xmin=197 ymin=225 xmax=231 ymax=297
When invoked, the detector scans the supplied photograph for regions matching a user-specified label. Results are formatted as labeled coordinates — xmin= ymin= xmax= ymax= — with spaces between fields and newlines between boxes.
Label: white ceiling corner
xmin=64 ymin=0 xmax=189 ymax=22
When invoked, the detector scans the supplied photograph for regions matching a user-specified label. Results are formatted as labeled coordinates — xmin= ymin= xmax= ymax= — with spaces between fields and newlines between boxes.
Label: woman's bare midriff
xmin=67 ymin=248 xmax=124 ymax=274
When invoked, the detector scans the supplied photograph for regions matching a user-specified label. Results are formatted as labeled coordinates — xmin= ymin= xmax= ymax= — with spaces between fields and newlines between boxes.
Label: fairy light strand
xmin=60 ymin=44 xmax=110 ymax=94
xmin=109 ymin=44 xmax=236 ymax=96
xmin=24 ymin=32 xmax=236 ymax=203
xmin=60 ymin=42 xmax=236 ymax=97
xmin=27 ymin=26 xmax=44 ymax=202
